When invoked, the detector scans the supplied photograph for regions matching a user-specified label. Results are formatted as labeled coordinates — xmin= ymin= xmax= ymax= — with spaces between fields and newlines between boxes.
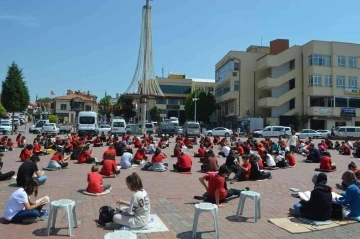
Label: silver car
xmin=295 ymin=129 xmax=321 ymax=139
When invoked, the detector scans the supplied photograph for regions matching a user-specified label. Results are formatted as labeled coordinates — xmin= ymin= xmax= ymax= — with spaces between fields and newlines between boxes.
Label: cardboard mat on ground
xmin=269 ymin=217 xmax=357 ymax=234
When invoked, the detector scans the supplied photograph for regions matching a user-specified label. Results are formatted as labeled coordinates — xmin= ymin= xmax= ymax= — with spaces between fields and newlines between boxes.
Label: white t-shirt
xmin=120 ymin=152 xmax=133 ymax=168
xmin=266 ymin=154 xmax=276 ymax=167
xmin=221 ymin=146 xmax=231 ymax=157
xmin=128 ymin=189 xmax=150 ymax=228
xmin=276 ymin=155 xmax=284 ymax=162
xmin=3 ymin=188 xmax=28 ymax=221
xmin=289 ymin=135 xmax=298 ymax=146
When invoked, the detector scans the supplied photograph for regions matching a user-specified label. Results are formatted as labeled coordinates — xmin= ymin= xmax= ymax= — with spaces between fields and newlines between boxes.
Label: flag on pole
xmin=51 ymin=90 xmax=55 ymax=95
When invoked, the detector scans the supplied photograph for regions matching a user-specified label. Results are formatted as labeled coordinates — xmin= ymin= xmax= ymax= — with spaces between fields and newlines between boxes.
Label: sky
xmin=1 ymin=0 xmax=360 ymax=102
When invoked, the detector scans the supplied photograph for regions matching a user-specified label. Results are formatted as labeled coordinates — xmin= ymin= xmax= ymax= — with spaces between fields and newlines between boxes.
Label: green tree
xmin=36 ymin=97 xmax=51 ymax=104
xmin=98 ymin=95 xmax=112 ymax=117
xmin=48 ymin=115 xmax=58 ymax=123
xmin=0 ymin=103 xmax=6 ymax=116
xmin=113 ymin=95 xmax=136 ymax=122
xmin=149 ymin=106 xmax=162 ymax=123
xmin=1 ymin=62 xmax=30 ymax=134
xmin=184 ymin=90 xmax=216 ymax=123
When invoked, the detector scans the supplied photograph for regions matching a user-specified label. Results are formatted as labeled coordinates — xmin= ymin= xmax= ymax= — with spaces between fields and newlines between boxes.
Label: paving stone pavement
xmin=0 ymin=124 xmax=359 ymax=238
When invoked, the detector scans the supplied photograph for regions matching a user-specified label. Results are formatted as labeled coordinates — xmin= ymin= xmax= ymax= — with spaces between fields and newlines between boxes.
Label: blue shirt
xmin=337 ymin=182 xmax=360 ymax=218
xmin=308 ymin=148 xmax=321 ymax=162
xmin=120 ymin=152 xmax=133 ymax=169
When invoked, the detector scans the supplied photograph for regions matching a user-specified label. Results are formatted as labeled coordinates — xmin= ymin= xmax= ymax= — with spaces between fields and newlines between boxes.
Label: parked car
xmin=205 ymin=127 xmax=233 ymax=137
xmin=316 ymin=130 xmax=331 ymax=138
xmin=295 ymin=129 xmax=321 ymax=139
xmin=250 ymin=128 xmax=263 ymax=137
xmin=254 ymin=126 xmax=290 ymax=138
xmin=29 ymin=120 xmax=49 ymax=134
xmin=59 ymin=124 xmax=73 ymax=134
xmin=138 ymin=123 xmax=156 ymax=135
xmin=98 ymin=124 xmax=111 ymax=135
xmin=125 ymin=124 xmax=141 ymax=135
xmin=158 ymin=123 xmax=176 ymax=137
xmin=0 ymin=123 xmax=11 ymax=132
xmin=41 ymin=123 xmax=59 ymax=135
xmin=175 ymin=126 xmax=183 ymax=135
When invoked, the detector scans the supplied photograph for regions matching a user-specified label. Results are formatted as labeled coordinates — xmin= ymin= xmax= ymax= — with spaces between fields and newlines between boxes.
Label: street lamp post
xmin=193 ymin=97 xmax=199 ymax=122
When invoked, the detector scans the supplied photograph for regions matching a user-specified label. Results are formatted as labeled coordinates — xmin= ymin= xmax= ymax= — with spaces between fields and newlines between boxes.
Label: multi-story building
xmin=139 ymin=74 xmax=215 ymax=125
xmin=51 ymin=89 xmax=98 ymax=123
xmin=216 ymin=39 xmax=360 ymax=130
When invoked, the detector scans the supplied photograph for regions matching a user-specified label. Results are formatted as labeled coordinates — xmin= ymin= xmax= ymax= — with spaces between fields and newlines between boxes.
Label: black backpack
xmin=98 ymin=206 xmax=115 ymax=226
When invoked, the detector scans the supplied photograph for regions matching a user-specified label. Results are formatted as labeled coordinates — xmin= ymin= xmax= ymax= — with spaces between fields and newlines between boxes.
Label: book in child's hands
xmin=298 ymin=191 xmax=342 ymax=201
xmin=36 ymin=196 xmax=50 ymax=204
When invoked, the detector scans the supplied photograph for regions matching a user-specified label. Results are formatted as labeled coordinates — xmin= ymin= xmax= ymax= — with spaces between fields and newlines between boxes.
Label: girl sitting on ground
xmin=6 ymin=138 xmax=14 ymax=151
xmin=105 ymin=173 xmax=150 ymax=230
xmin=3 ymin=178 xmax=48 ymax=224
xmin=48 ymin=147 xmax=69 ymax=169
xmin=143 ymin=148 xmax=168 ymax=171
xmin=86 ymin=165 xmax=111 ymax=194
xmin=100 ymin=154 xmax=120 ymax=176
xmin=336 ymin=171 xmax=360 ymax=219
xmin=133 ymin=148 xmax=147 ymax=164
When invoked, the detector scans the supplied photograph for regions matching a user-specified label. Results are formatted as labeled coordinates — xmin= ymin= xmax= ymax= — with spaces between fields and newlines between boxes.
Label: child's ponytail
xmin=126 ymin=172 xmax=143 ymax=191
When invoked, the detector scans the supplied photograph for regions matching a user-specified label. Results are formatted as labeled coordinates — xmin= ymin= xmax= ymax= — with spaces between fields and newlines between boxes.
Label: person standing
xmin=287 ymin=130 xmax=299 ymax=154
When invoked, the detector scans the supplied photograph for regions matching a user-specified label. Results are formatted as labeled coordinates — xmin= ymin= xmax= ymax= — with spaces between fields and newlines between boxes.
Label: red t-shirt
xmin=176 ymin=154 xmax=192 ymax=169
xmin=236 ymin=146 xmax=244 ymax=155
xmin=257 ymin=159 xmax=264 ymax=169
xmin=33 ymin=144 xmax=42 ymax=154
xmin=158 ymin=141 xmax=164 ymax=148
xmin=287 ymin=154 xmax=296 ymax=167
xmin=100 ymin=160 xmax=117 ymax=176
xmin=103 ymin=148 xmax=116 ymax=158
xmin=86 ymin=172 xmax=103 ymax=193
xmin=242 ymin=162 xmax=252 ymax=180
xmin=173 ymin=148 xmax=181 ymax=157
xmin=17 ymin=138 xmax=24 ymax=146
xmin=65 ymin=143 xmax=73 ymax=151
xmin=203 ymin=173 xmax=227 ymax=201
xmin=197 ymin=148 xmax=205 ymax=157
xmin=343 ymin=145 xmax=351 ymax=154
xmin=7 ymin=141 xmax=14 ymax=147
xmin=320 ymin=156 xmax=332 ymax=170
xmin=134 ymin=140 xmax=142 ymax=148
xmin=93 ymin=138 xmax=101 ymax=144
xmin=20 ymin=149 xmax=32 ymax=162
xmin=78 ymin=151 xmax=91 ymax=163
xmin=51 ymin=153 xmax=64 ymax=162
xmin=134 ymin=151 xmax=145 ymax=161
xmin=152 ymin=154 xmax=165 ymax=163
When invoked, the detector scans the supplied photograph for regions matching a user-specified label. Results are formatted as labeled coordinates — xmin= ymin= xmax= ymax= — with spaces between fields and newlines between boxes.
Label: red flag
xmin=51 ymin=91 xmax=55 ymax=95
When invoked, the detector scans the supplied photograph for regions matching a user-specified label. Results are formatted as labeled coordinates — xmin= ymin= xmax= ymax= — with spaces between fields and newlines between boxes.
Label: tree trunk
xmin=11 ymin=111 xmax=14 ymax=135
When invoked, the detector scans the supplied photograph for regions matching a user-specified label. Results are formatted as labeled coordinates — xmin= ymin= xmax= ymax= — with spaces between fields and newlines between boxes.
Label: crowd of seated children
xmin=229 ymin=155 xmax=252 ymax=184
xmin=86 ymin=165 xmax=111 ymax=194
xmin=303 ymin=143 xmax=321 ymax=163
xmin=78 ymin=145 xmax=96 ymax=164
xmin=0 ymin=153 xmax=15 ymax=181
xmin=100 ymin=154 xmax=120 ymax=176
xmin=318 ymin=151 xmax=336 ymax=171
xmin=291 ymin=173 xmax=332 ymax=221
xmin=198 ymin=165 xmax=247 ymax=207
xmin=339 ymin=142 xmax=351 ymax=155
xmin=48 ymin=147 xmax=69 ymax=169
xmin=200 ymin=150 xmax=219 ymax=172
xmin=337 ymin=162 xmax=360 ymax=189
xmin=133 ymin=148 xmax=147 ymax=165
xmin=173 ymin=151 xmax=192 ymax=172
xmin=336 ymin=171 xmax=360 ymax=220
xmin=249 ymin=154 xmax=271 ymax=180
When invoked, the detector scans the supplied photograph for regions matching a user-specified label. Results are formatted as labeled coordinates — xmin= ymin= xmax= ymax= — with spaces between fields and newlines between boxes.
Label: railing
xmin=265 ymin=67 xmax=295 ymax=79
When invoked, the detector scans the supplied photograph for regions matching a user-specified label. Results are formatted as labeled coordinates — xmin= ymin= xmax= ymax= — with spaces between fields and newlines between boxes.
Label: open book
xmin=35 ymin=196 xmax=50 ymax=204
xmin=298 ymin=191 xmax=342 ymax=201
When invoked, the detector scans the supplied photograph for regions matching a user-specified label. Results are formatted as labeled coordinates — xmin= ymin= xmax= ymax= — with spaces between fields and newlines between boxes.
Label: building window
xmin=308 ymin=54 xmax=331 ymax=66
xmin=156 ymin=98 xmax=166 ymax=104
xmin=215 ymin=60 xmax=235 ymax=82
xmin=60 ymin=104 xmax=67 ymax=110
xmin=349 ymin=76 xmax=358 ymax=88
xmin=159 ymin=85 xmax=191 ymax=94
xmin=168 ymin=99 xmax=178 ymax=105
xmin=338 ymin=56 xmax=346 ymax=67
xmin=289 ymin=78 xmax=295 ymax=90
xmin=335 ymin=97 xmax=348 ymax=107
xmin=179 ymin=99 xmax=185 ymax=105
xmin=234 ymin=81 xmax=239 ymax=91
xmin=324 ymin=75 xmax=332 ymax=87
xmin=349 ymin=98 xmax=360 ymax=108
xmin=215 ymin=83 xmax=231 ymax=97
xmin=232 ymin=72 xmax=237 ymax=77
xmin=349 ymin=57 xmax=357 ymax=68
xmin=336 ymin=76 xmax=345 ymax=88
xmin=289 ymin=98 xmax=295 ymax=110
xmin=289 ymin=59 xmax=295 ymax=69
xmin=308 ymin=74 xmax=322 ymax=86
xmin=234 ymin=62 xmax=239 ymax=71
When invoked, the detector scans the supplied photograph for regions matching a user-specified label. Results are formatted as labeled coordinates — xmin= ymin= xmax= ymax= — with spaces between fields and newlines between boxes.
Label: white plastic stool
xmin=236 ymin=191 xmax=261 ymax=222
xmin=104 ymin=231 xmax=137 ymax=239
xmin=46 ymin=199 xmax=78 ymax=236
xmin=192 ymin=203 xmax=219 ymax=239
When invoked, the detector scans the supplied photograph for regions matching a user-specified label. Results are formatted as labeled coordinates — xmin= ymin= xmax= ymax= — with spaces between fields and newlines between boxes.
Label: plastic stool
xmin=236 ymin=191 xmax=261 ymax=222
xmin=104 ymin=231 xmax=137 ymax=239
xmin=46 ymin=199 xmax=78 ymax=236
xmin=192 ymin=203 xmax=219 ymax=239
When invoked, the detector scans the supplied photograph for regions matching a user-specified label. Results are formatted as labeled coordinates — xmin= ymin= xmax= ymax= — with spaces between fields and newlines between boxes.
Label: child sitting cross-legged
xmin=100 ymin=154 xmax=120 ymax=177
xmin=86 ymin=165 xmax=111 ymax=194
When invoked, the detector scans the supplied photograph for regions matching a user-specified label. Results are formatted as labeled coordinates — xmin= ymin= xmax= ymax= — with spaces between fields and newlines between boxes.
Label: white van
xmin=77 ymin=111 xmax=98 ymax=136
xmin=334 ymin=126 xmax=360 ymax=137
xmin=184 ymin=121 xmax=201 ymax=137
xmin=111 ymin=119 xmax=126 ymax=135
xmin=254 ymin=126 xmax=291 ymax=138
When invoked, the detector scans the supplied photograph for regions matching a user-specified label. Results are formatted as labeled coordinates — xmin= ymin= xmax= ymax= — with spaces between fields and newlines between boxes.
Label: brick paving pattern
xmin=0 ymin=124 xmax=359 ymax=238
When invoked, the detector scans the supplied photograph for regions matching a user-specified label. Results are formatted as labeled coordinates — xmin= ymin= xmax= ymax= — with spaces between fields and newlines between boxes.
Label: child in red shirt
xmin=173 ymin=152 xmax=192 ymax=172
xmin=78 ymin=146 xmax=95 ymax=164
xmin=319 ymin=155 xmax=333 ymax=171
xmin=19 ymin=145 xmax=33 ymax=162
xmin=17 ymin=136 xmax=25 ymax=148
xmin=6 ymin=139 xmax=14 ymax=151
xmin=133 ymin=148 xmax=147 ymax=164
xmin=100 ymin=154 xmax=120 ymax=176
xmin=86 ymin=165 xmax=111 ymax=194
xmin=194 ymin=144 xmax=205 ymax=157
xmin=340 ymin=142 xmax=351 ymax=155
xmin=93 ymin=136 xmax=102 ymax=147
xmin=285 ymin=151 xmax=296 ymax=167
xmin=229 ymin=155 xmax=252 ymax=184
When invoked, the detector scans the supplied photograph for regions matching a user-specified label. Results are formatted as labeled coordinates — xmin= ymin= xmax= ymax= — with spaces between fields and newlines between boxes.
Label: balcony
xmin=258 ymin=68 xmax=296 ymax=90
xmin=216 ymin=91 xmax=238 ymax=104
xmin=257 ymin=55 xmax=277 ymax=70
xmin=258 ymin=88 xmax=296 ymax=108
xmin=307 ymin=107 xmax=360 ymax=116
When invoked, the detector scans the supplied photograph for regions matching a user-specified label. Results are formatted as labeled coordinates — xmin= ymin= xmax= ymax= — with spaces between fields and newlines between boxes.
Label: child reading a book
xmin=336 ymin=170 xmax=360 ymax=219
xmin=3 ymin=178 xmax=48 ymax=224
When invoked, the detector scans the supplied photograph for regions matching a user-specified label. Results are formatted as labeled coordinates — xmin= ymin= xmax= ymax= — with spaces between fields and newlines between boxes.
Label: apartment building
xmin=216 ymin=39 xmax=360 ymax=130
xmin=140 ymin=74 xmax=215 ymax=125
